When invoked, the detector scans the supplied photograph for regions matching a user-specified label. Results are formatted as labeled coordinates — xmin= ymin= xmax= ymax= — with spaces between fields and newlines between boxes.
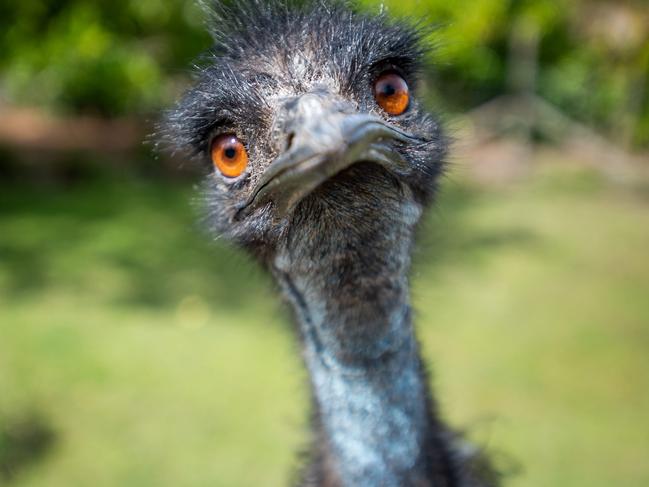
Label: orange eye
xmin=211 ymin=134 xmax=248 ymax=178
xmin=373 ymin=72 xmax=410 ymax=116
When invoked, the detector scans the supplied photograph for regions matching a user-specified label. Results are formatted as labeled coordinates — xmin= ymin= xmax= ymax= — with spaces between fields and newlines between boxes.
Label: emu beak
xmin=235 ymin=92 xmax=419 ymax=220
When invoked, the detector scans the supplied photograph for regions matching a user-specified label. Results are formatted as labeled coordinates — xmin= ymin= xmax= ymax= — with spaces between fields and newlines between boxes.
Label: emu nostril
xmin=285 ymin=131 xmax=296 ymax=151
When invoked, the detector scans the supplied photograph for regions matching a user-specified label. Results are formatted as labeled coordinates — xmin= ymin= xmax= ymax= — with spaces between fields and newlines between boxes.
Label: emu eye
xmin=211 ymin=134 xmax=248 ymax=178
xmin=373 ymin=72 xmax=410 ymax=116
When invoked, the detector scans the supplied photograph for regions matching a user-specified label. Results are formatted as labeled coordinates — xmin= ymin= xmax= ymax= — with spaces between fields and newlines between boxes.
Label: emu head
xmin=164 ymin=0 xmax=446 ymax=264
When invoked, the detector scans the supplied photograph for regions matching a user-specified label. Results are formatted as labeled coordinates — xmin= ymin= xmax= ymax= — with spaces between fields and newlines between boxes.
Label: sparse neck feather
xmin=271 ymin=180 xmax=452 ymax=487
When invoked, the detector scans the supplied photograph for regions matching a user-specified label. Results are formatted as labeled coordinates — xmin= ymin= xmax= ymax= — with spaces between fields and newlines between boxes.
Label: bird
xmin=162 ymin=1 xmax=499 ymax=486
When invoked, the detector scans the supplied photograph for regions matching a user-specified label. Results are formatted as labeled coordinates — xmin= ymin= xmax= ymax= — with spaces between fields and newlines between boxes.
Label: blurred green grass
xmin=1 ymin=164 xmax=648 ymax=486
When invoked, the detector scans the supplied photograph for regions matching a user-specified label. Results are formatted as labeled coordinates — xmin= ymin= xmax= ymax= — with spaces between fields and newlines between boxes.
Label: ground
xmin=0 ymin=160 xmax=648 ymax=486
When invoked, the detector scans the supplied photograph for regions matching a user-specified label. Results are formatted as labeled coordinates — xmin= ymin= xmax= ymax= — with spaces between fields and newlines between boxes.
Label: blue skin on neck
xmin=273 ymin=180 xmax=435 ymax=486
xmin=303 ymin=313 xmax=428 ymax=486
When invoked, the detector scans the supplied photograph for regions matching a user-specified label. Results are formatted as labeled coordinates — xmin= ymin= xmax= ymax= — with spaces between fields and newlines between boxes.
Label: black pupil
xmin=224 ymin=147 xmax=237 ymax=159
xmin=383 ymin=84 xmax=396 ymax=96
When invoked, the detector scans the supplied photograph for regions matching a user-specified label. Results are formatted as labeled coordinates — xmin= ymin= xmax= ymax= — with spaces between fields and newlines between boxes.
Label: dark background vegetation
xmin=1 ymin=0 xmax=648 ymax=145
xmin=0 ymin=1 xmax=648 ymax=486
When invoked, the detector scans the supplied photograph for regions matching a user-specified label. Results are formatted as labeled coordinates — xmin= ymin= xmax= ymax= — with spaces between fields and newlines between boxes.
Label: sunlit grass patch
xmin=1 ymin=164 xmax=648 ymax=486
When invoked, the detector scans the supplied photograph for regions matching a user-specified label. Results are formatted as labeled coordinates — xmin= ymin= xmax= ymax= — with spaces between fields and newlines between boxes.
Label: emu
xmin=164 ymin=1 xmax=498 ymax=486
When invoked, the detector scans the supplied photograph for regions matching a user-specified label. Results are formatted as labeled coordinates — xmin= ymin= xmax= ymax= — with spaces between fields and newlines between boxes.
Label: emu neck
xmin=272 ymin=178 xmax=441 ymax=486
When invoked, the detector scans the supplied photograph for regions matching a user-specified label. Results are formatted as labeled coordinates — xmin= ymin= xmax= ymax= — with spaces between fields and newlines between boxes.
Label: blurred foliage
xmin=0 ymin=0 xmax=209 ymax=116
xmin=365 ymin=0 xmax=649 ymax=147
xmin=0 ymin=0 xmax=648 ymax=146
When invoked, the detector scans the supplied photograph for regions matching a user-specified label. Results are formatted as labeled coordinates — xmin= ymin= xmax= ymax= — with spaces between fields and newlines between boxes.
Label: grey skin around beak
xmin=235 ymin=89 xmax=420 ymax=220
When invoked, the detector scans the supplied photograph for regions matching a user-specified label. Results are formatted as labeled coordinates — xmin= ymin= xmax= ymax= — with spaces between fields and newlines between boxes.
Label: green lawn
xmin=1 ymin=163 xmax=648 ymax=486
